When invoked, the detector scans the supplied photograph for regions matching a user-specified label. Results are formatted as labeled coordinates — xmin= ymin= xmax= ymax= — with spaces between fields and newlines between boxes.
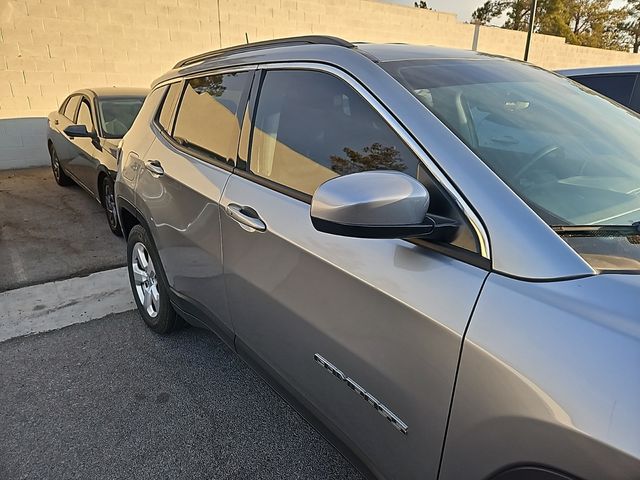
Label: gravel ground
xmin=0 ymin=311 xmax=362 ymax=480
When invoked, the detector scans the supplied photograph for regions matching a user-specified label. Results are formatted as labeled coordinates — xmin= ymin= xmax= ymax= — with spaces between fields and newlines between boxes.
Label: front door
xmin=221 ymin=67 xmax=489 ymax=480
xmin=136 ymin=70 xmax=253 ymax=335
xmin=68 ymin=97 xmax=99 ymax=194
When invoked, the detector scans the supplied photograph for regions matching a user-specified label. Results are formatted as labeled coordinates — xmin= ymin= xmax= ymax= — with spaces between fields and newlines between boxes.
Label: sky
xmin=387 ymin=0 xmax=628 ymax=23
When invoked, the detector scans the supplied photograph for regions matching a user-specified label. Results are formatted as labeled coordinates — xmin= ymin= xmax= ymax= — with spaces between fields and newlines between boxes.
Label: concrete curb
xmin=0 ymin=267 xmax=134 ymax=343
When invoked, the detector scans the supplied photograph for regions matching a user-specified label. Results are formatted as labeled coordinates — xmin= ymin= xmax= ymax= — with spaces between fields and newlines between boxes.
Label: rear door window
xmin=172 ymin=72 xmax=251 ymax=164
xmin=76 ymin=99 xmax=94 ymax=133
xmin=63 ymin=95 xmax=81 ymax=120
xmin=572 ymin=73 xmax=637 ymax=107
xmin=156 ymin=82 xmax=182 ymax=133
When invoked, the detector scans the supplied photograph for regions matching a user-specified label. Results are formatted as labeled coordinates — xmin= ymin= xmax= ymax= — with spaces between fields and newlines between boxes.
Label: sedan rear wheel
xmin=50 ymin=146 xmax=73 ymax=186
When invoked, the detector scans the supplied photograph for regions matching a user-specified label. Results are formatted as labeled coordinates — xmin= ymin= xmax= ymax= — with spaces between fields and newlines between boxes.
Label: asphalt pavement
xmin=0 ymin=167 xmax=126 ymax=292
xmin=0 ymin=311 xmax=362 ymax=480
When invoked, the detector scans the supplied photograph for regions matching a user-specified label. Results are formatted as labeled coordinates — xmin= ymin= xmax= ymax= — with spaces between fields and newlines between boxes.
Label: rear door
xmin=220 ymin=64 xmax=489 ymax=480
xmin=135 ymin=69 xmax=254 ymax=337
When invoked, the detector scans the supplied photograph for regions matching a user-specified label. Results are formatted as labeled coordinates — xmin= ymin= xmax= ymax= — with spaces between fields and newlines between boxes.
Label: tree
xmin=330 ymin=143 xmax=407 ymax=176
xmin=471 ymin=0 xmax=507 ymax=24
xmin=471 ymin=0 xmax=629 ymax=50
xmin=414 ymin=1 xmax=431 ymax=9
xmin=620 ymin=0 xmax=640 ymax=52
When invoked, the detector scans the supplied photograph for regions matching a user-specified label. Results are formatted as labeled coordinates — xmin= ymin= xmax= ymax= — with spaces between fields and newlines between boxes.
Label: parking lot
xmin=0 ymin=167 xmax=125 ymax=292
xmin=0 ymin=168 xmax=361 ymax=480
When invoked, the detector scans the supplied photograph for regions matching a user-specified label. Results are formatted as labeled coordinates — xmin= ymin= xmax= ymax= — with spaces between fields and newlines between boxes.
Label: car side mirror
xmin=310 ymin=170 xmax=459 ymax=241
xmin=64 ymin=124 xmax=92 ymax=138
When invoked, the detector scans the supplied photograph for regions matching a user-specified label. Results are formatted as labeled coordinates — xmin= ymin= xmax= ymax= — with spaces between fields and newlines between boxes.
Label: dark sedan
xmin=47 ymin=87 xmax=148 ymax=236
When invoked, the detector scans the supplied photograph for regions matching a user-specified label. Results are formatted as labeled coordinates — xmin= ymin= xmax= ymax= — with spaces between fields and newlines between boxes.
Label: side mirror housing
xmin=310 ymin=170 xmax=459 ymax=241
xmin=64 ymin=124 xmax=92 ymax=138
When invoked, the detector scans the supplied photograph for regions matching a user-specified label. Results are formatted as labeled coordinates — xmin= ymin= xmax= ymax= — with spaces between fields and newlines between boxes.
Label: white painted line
xmin=0 ymin=267 xmax=135 ymax=343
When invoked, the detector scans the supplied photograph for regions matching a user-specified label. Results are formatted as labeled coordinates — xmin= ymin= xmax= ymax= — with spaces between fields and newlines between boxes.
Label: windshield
xmin=383 ymin=59 xmax=640 ymax=228
xmin=97 ymin=97 xmax=145 ymax=139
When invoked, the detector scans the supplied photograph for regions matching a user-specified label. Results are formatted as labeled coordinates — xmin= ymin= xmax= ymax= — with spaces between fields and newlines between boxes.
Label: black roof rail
xmin=173 ymin=35 xmax=354 ymax=69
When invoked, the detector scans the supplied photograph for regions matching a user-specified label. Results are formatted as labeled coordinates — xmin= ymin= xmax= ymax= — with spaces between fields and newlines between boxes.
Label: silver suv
xmin=116 ymin=36 xmax=640 ymax=480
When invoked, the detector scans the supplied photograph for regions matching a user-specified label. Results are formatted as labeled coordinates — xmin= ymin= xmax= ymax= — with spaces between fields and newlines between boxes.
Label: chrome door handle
xmin=225 ymin=203 xmax=266 ymax=232
xmin=145 ymin=160 xmax=164 ymax=176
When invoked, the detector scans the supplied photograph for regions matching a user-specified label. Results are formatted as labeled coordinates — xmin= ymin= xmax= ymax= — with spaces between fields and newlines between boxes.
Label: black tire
xmin=50 ymin=145 xmax=73 ymax=186
xmin=101 ymin=176 xmax=123 ymax=237
xmin=127 ymin=224 xmax=183 ymax=334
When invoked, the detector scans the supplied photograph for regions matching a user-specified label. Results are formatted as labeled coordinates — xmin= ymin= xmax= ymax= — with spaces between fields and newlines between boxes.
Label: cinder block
xmin=1 ymin=27 xmax=33 ymax=44
xmin=0 ymin=71 xmax=26 ymax=84
xmin=0 ymin=82 xmax=13 ymax=97
xmin=11 ymin=83 xmax=42 ymax=97
xmin=35 ymin=58 xmax=65 ymax=72
xmin=48 ymin=44 xmax=77 ymax=59
xmin=0 ymin=96 xmax=30 ymax=110
xmin=28 ymin=95 xmax=58 ymax=111
xmin=6 ymin=57 xmax=37 ymax=72
xmin=24 ymin=71 xmax=54 ymax=85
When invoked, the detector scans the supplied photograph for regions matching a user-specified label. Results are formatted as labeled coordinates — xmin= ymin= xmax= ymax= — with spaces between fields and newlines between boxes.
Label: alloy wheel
xmin=51 ymin=151 xmax=60 ymax=181
xmin=104 ymin=181 xmax=118 ymax=229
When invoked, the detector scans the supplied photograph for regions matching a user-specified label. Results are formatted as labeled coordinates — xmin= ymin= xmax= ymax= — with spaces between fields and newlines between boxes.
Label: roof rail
xmin=173 ymin=35 xmax=354 ymax=69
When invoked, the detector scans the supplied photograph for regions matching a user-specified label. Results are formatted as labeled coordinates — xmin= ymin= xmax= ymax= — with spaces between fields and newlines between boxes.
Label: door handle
xmin=145 ymin=160 xmax=164 ymax=176
xmin=225 ymin=203 xmax=266 ymax=232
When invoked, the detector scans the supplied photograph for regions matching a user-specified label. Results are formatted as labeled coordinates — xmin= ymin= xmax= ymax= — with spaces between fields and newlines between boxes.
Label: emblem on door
xmin=314 ymin=353 xmax=408 ymax=435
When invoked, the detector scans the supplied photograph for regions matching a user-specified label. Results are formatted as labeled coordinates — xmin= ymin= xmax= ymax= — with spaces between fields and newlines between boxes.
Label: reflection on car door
xmin=221 ymin=67 xmax=489 ymax=480
xmin=136 ymin=71 xmax=253 ymax=337
xmin=53 ymin=95 xmax=81 ymax=171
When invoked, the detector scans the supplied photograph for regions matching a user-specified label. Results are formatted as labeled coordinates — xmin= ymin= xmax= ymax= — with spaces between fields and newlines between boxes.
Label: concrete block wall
xmin=1 ymin=0 xmax=639 ymax=168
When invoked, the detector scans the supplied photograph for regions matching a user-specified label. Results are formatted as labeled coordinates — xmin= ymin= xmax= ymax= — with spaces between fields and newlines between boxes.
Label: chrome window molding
xmin=257 ymin=61 xmax=491 ymax=260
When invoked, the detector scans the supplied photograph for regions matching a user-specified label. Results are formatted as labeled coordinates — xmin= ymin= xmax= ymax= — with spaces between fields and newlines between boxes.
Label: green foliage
xmin=471 ymin=0 xmax=636 ymax=51
xmin=620 ymin=0 xmax=640 ymax=52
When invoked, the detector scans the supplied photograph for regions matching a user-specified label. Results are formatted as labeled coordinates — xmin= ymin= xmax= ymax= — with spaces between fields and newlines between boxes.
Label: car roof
xmin=556 ymin=65 xmax=640 ymax=77
xmin=152 ymin=36 xmax=499 ymax=88
xmin=72 ymin=87 xmax=149 ymax=98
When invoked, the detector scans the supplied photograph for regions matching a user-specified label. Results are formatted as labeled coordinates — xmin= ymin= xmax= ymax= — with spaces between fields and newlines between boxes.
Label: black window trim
xmin=151 ymin=67 xmax=256 ymax=173
xmin=238 ymin=62 xmax=491 ymax=268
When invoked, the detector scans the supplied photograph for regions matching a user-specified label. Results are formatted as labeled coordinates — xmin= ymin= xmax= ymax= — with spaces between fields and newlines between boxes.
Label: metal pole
xmin=523 ymin=0 xmax=537 ymax=61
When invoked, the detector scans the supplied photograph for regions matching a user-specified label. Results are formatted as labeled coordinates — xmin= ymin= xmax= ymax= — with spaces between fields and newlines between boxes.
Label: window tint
xmin=172 ymin=72 xmax=250 ymax=163
xmin=63 ymin=95 xmax=81 ymax=120
xmin=76 ymin=100 xmax=94 ymax=132
xmin=98 ymin=97 xmax=145 ymax=138
xmin=572 ymin=73 xmax=637 ymax=107
xmin=157 ymin=83 xmax=182 ymax=133
xmin=249 ymin=70 xmax=421 ymax=196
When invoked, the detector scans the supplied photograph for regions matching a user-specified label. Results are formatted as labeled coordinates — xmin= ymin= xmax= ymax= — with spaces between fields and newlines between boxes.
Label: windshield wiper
xmin=552 ymin=223 xmax=640 ymax=237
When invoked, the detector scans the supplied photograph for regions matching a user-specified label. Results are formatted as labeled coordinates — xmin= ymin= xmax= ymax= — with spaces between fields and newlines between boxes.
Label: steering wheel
xmin=513 ymin=145 xmax=562 ymax=181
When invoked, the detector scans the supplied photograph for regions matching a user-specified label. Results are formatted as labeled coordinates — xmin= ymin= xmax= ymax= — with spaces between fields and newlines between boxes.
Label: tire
xmin=50 ymin=145 xmax=73 ymax=186
xmin=101 ymin=176 xmax=123 ymax=237
xmin=127 ymin=224 xmax=183 ymax=334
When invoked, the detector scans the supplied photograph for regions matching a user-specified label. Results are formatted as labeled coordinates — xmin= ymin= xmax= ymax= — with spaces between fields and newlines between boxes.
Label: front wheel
xmin=50 ymin=146 xmax=73 ymax=186
xmin=102 ymin=176 xmax=122 ymax=237
xmin=127 ymin=225 xmax=182 ymax=334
